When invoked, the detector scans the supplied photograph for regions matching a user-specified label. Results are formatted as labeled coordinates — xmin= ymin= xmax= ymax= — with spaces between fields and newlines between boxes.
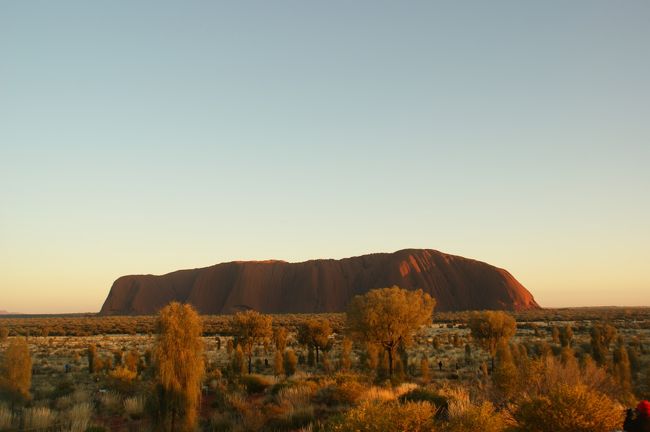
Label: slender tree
xmin=87 ymin=344 xmax=99 ymax=373
xmin=468 ymin=311 xmax=516 ymax=372
xmin=0 ymin=338 xmax=32 ymax=407
xmin=420 ymin=355 xmax=430 ymax=383
xmin=230 ymin=310 xmax=273 ymax=374
xmin=273 ymin=326 xmax=288 ymax=352
xmin=273 ymin=350 xmax=284 ymax=376
xmin=346 ymin=286 xmax=435 ymax=376
xmin=559 ymin=325 xmax=573 ymax=348
xmin=339 ymin=338 xmax=353 ymax=371
xmin=283 ymin=350 xmax=297 ymax=376
xmin=152 ymin=302 xmax=205 ymax=432
xmin=492 ymin=341 xmax=518 ymax=400
xmin=297 ymin=319 xmax=332 ymax=365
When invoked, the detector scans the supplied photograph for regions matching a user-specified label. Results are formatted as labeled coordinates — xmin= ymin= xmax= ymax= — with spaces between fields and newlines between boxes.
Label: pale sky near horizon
xmin=1 ymin=1 xmax=649 ymax=314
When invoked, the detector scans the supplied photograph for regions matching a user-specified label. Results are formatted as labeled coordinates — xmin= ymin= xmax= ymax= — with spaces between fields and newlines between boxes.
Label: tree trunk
xmin=315 ymin=346 xmax=320 ymax=365
xmin=171 ymin=406 xmax=176 ymax=432
xmin=248 ymin=355 xmax=252 ymax=374
xmin=388 ymin=348 xmax=394 ymax=376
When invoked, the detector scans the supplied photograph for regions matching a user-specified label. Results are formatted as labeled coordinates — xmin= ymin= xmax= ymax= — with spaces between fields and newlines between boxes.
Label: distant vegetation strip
xmin=1 ymin=307 xmax=650 ymax=337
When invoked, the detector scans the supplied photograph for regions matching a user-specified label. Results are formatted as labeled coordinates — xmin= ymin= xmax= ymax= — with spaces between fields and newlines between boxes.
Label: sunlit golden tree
xmin=273 ymin=326 xmax=288 ymax=352
xmin=230 ymin=310 xmax=273 ymax=374
xmin=0 ymin=338 xmax=32 ymax=406
xmin=297 ymin=319 xmax=332 ymax=365
xmin=346 ymin=286 xmax=435 ymax=376
xmin=152 ymin=302 xmax=205 ymax=432
xmin=468 ymin=311 xmax=516 ymax=371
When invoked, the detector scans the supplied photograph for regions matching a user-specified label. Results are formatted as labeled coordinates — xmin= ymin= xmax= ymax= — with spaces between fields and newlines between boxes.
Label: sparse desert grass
xmin=277 ymin=384 xmax=313 ymax=409
xmin=2 ymin=308 xmax=649 ymax=431
xmin=0 ymin=404 xmax=14 ymax=430
xmin=24 ymin=406 xmax=57 ymax=430
xmin=358 ymin=386 xmax=397 ymax=402
xmin=63 ymin=402 xmax=93 ymax=432
xmin=98 ymin=390 xmax=122 ymax=414
xmin=124 ymin=395 xmax=145 ymax=419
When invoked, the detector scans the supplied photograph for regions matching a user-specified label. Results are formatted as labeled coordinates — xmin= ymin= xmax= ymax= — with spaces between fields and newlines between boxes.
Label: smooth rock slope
xmin=99 ymin=249 xmax=539 ymax=315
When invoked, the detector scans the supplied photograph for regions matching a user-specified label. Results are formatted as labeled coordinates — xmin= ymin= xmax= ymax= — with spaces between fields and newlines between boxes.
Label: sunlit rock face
xmin=99 ymin=249 xmax=540 ymax=315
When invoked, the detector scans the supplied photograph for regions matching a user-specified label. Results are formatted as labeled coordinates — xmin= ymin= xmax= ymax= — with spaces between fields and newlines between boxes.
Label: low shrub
xmin=514 ymin=384 xmax=624 ymax=432
xmin=328 ymin=400 xmax=437 ymax=432
xmin=399 ymin=388 xmax=449 ymax=413
xmin=241 ymin=374 xmax=273 ymax=394
xmin=314 ymin=381 xmax=365 ymax=407
xmin=446 ymin=400 xmax=510 ymax=432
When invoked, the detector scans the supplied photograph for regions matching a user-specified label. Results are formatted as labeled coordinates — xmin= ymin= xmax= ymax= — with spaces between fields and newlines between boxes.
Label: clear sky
xmin=1 ymin=1 xmax=649 ymax=313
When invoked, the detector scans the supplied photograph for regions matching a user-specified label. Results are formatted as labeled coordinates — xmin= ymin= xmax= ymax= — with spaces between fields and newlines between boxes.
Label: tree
xmin=339 ymin=338 xmax=352 ymax=371
xmin=346 ymin=286 xmax=435 ymax=376
xmin=273 ymin=326 xmax=288 ymax=352
xmin=0 ymin=338 xmax=32 ymax=406
xmin=590 ymin=325 xmax=616 ymax=366
xmin=283 ymin=350 xmax=297 ymax=376
xmin=230 ymin=310 xmax=273 ymax=374
xmin=492 ymin=341 xmax=518 ymax=400
xmin=468 ymin=311 xmax=516 ymax=371
xmin=87 ymin=344 xmax=99 ymax=373
xmin=464 ymin=343 xmax=473 ymax=365
xmin=273 ymin=350 xmax=284 ymax=376
xmin=0 ymin=327 xmax=9 ymax=341
xmin=420 ymin=355 xmax=430 ymax=383
xmin=297 ymin=319 xmax=332 ymax=365
xmin=551 ymin=327 xmax=560 ymax=344
xmin=152 ymin=302 xmax=204 ymax=432
xmin=613 ymin=344 xmax=632 ymax=396
xmin=231 ymin=345 xmax=246 ymax=375
xmin=559 ymin=325 xmax=573 ymax=348
xmin=362 ymin=343 xmax=380 ymax=372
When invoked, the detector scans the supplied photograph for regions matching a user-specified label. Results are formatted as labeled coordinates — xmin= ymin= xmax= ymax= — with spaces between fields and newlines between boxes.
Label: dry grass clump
xmin=358 ymin=386 xmax=396 ymax=402
xmin=0 ymin=404 xmax=14 ymax=430
xmin=446 ymin=400 xmax=511 ymax=432
xmin=99 ymin=390 xmax=122 ymax=414
xmin=62 ymin=402 xmax=93 ymax=432
xmin=225 ymin=392 xmax=248 ymax=415
xmin=24 ymin=406 xmax=57 ymax=430
xmin=71 ymin=388 xmax=91 ymax=404
xmin=55 ymin=394 xmax=73 ymax=410
xmin=355 ymin=382 xmax=421 ymax=404
xmin=124 ymin=395 xmax=145 ymax=419
xmin=277 ymin=385 xmax=313 ymax=409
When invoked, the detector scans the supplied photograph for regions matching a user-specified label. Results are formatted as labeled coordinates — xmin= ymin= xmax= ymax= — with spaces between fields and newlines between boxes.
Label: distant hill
xmin=100 ymin=249 xmax=540 ymax=315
